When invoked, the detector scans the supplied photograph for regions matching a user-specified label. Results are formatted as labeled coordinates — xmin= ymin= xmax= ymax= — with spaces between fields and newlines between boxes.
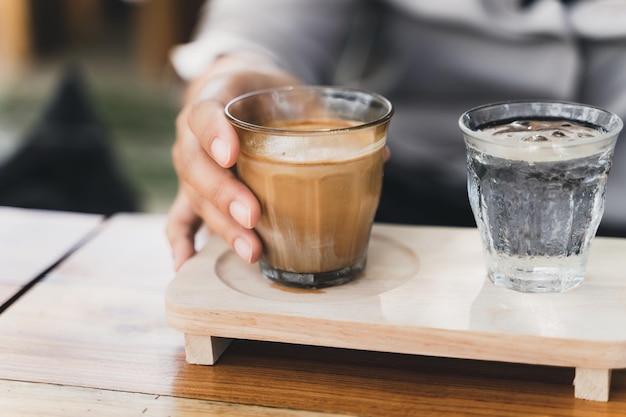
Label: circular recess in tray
xmin=215 ymin=233 xmax=419 ymax=303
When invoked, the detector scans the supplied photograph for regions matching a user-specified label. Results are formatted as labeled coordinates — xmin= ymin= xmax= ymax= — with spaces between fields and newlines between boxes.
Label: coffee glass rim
xmin=225 ymin=85 xmax=394 ymax=135
xmin=458 ymin=99 xmax=623 ymax=149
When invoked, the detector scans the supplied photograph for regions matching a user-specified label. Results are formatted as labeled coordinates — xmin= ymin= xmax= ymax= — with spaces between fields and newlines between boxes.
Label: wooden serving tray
xmin=165 ymin=224 xmax=626 ymax=402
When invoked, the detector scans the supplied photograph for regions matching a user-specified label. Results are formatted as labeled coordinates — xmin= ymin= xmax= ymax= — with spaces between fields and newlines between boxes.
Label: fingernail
xmin=211 ymin=137 xmax=230 ymax=166
xmin=233 ymin=237 xmax=253 ymax=263
xmin=229 ymin=200 xmax=252 ymax=228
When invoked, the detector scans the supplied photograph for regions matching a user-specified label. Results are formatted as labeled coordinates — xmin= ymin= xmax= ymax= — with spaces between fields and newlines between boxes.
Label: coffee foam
xmin=243 ymin=118 xmax=385 ymax=164
xmin=247 ymin=134 xmax=385 ymax=163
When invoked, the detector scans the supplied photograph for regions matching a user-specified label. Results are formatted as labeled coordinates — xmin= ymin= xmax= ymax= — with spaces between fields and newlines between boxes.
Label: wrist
xmin=185 ymin=52 xmax=296 ymax=103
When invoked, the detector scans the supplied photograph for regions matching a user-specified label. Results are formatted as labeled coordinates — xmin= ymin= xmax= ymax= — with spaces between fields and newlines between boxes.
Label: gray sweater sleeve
xmin=170 ymin=0 xmax=359 ymax=84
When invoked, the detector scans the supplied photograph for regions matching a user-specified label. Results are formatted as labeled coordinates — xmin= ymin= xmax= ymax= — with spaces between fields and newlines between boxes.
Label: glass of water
xmin=459 ymin=101 xmax=623 ymax=293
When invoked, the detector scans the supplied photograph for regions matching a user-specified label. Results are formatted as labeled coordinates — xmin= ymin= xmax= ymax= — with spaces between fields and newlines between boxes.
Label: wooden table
xmin=0 ymin=206 xmax=102 ymax=306
xmin=1 ymin=207 xmax=625 ymax=416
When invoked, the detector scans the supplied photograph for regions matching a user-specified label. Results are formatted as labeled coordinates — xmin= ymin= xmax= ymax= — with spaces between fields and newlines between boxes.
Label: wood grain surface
xmin=1 ymin=211 xmax=626 ymax=416
xmin=0 ymin=379 xmax=347 ymax=417
xmin=167 ymin=225 xmax=626 ymax=371
xmin=0 ymin=207 xmax=102 ymax=304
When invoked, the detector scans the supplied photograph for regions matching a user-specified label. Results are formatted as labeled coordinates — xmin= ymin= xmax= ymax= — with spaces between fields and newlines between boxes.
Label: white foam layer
xmin=245 ymin=135 xmax=386 ymax=163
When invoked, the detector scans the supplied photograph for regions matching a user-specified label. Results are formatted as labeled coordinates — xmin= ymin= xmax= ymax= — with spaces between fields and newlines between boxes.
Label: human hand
xmin=166 ymin=53 xmax=301 ymax=270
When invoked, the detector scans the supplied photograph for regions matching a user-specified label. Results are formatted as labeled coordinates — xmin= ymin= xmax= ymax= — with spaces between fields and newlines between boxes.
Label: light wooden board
xmin=167 ymin=224 xmax=626 ymax=401
xmin=0 ymin=207 xmax=102 ymax=303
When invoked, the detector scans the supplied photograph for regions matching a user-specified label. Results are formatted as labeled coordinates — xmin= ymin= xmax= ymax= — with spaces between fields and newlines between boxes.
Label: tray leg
xmin=184 ymin=334 xmax=232 ymax=365
xmin=573 ymin=367 xmax=612 ymax=402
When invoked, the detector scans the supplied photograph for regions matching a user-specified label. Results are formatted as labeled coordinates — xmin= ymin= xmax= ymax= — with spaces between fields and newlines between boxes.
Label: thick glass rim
xmin=225 ymin=85 xmax=394 ymax=135
xmin=458 ymin=100 xmax=623 ymax=148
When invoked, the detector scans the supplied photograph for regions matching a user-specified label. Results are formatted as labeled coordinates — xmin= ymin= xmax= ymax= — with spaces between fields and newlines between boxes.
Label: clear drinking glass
xmin=226 ymin=86 xmax=393 ymax=288
xmin=459 ymin=101 xmax=622 ymax=293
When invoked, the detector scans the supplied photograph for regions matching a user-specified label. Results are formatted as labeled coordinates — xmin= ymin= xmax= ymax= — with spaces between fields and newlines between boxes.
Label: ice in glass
xmin=459 ymin=101 xmax=622 ymax=293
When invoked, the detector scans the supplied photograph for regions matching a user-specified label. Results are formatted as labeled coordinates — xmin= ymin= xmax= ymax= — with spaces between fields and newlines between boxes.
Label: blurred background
xmin=0 ymin=0 xmax=204 ymax=214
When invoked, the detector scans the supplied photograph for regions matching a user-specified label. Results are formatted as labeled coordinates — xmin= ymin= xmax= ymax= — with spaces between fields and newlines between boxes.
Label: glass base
xmin=489 ymin=268 xmax=584 ymax=293
xmin=259 ymin=257 xmax=366 ymax=289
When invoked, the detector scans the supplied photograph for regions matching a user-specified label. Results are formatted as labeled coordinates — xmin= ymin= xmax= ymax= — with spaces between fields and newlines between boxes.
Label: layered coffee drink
xmin=237 ymin=118 xmax=386 ymax=286
xmin=227 ymin=86 xmax=393 ymax=288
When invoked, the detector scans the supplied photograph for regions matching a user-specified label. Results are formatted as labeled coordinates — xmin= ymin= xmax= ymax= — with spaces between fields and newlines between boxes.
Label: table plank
xmin=0 ymin=283 xmax=20 ymax=303
xmin=0 ymin=380 xmax=346 ymax=417
xmin=0 ymin=206 xmax=102 ymax=304
xmin=1 ymin=213 xmax=626 ymax=416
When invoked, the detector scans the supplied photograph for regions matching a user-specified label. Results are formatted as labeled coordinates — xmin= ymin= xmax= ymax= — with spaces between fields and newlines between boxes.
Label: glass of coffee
xmin=459 ymin=101 xmax=623 ymax=293
xmin=225 ymin=86 xmax=393 ymax=288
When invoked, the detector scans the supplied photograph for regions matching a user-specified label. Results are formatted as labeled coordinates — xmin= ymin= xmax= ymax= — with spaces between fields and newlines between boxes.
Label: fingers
xmin=188 ymin=99 xmax=240 ymax=168
xmin=173 ymin=103 xmax=261 ymax=231
xmin=196 ymin=190 xmax=262 ymax=264
xmin=166 ymin=185 xmax=264 ymax=270
xmin=181 ymin=183 xmax=263 ymax=265
xmin=168 ymin=60 xmax=302 ymax=268
xmin=171 ymin=101 xmax=263 ymax=267
xmin=166 ymin=191 xmax=203 ymax=271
